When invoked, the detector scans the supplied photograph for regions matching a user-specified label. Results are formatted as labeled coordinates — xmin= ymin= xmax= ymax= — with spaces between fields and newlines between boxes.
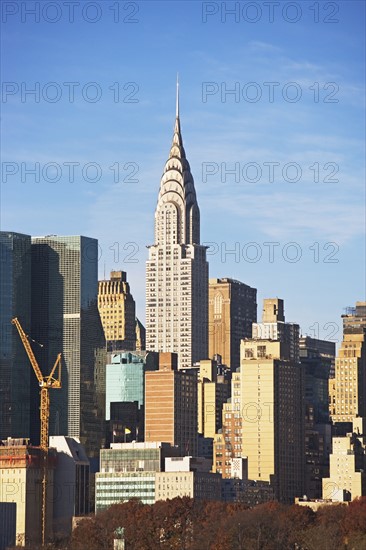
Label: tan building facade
xmin=0 ymin=440 xmax=55 ymax=546
xmin=197 ymin=359 xmax=230 ymax=439
xmin=209 ymin=278 xmax=256 ymax=369
xmin=145 ymin=353 xmax=198 ymax=455
xmin=322 ymin=418 xmax=366 ymax=501
xmin=239 ymin=300 xmax=304 ymax=504
xmin=98 ymin=270 xmax=136 ymax=351
xmin=240 ymin=338 xmax=304 ymax=503
xmin=329 ymin=302 xmax=366 ymax=424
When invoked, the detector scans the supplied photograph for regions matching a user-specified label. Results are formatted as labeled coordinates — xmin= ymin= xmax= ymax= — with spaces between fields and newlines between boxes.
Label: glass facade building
xmin=31 ymin=236 xmax=106 ymax=456
xmin=105 ymin=351 xmax=158 ymax=421
xmin=96 ymin=442 xmax=179 ymax=511
xmin=96 ymin=472 xmax=156 ymax=510
xmin=0 ymin=232 xmax=32 ymax=439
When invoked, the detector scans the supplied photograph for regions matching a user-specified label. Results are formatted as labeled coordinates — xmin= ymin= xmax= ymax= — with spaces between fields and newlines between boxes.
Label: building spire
xmin=176 ymin=73 xmax=179 ymax=119
xmin=155 ymin=77 xmax=200 ymax=246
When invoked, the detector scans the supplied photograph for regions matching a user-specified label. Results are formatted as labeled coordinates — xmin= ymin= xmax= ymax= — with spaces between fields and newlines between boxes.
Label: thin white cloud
xmin=248 ymin=41 xmax=283 ymax=53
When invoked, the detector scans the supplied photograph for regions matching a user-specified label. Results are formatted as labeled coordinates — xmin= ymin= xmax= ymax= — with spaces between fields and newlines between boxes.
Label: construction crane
xmin=11 ymin=317 xmax=62 ymax=546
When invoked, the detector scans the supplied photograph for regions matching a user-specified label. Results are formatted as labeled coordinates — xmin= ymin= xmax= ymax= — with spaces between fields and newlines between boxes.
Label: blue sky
xmin=1 ymin=1 xmax=365 ymax=343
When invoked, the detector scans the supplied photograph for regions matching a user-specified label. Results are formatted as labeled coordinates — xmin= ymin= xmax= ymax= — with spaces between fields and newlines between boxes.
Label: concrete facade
xmin=49 ymin=436 xmax=89 ymax=538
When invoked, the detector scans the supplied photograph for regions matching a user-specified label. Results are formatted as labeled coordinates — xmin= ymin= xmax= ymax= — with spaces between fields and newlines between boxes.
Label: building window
xmin=214 ymin=293 xmax=223 ymax=318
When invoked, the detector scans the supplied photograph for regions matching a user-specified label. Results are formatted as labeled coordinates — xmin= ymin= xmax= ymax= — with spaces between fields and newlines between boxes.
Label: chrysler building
xmin=146 ymin=83 xmax=208 ymax=368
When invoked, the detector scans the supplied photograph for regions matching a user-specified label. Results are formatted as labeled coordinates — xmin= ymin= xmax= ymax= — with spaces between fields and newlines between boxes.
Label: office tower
xmin=146 ymin=85 xmax=208 ymax=368
xmin=240 ymin=299 xmax=304 ymax=504
xmin=98 ymin=271 xmax=136 ymax=351
xmin=300 ymin=337 xmax=335 ymax=498
xmin=0 ymin=232 xmax=32 ymax=440
xmin=0 ymin=438 xmax=56 ymax=545
xmin=105 ymin=351 xmax=159 ymax=443
xmin=145 ymin=352 xmax=198 ymax=455
xmin=329 ymin=302 xmax=366 ymax=428
xmin=31 ymin=236 xmax=106 ymax=456
xmin=156 ymin=456 xmax=221 ymax=502
xmin=323 ymin=417 xmax=366 ymax=501
xmin=209 ymin=278 xmax=257 ymax=369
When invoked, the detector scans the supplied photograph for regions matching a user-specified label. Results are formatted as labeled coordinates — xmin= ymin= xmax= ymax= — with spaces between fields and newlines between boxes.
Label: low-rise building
xmin=95 ymin=442 xmax=179 ymax=512
xmin=155 ymin=457 xmax=221 ymax=502
xmin=96 ymin=471 xmax=156 ymax=509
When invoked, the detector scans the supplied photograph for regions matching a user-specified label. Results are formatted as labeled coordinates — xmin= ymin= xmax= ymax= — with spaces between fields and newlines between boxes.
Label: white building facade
xmin=146 ymin=86 xmax=208 ymax=368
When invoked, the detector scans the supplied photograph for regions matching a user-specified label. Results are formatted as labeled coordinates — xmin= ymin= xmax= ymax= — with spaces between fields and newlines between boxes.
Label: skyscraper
xmin=145 ymin=352 xmax=198 ymax=455
xmin=240 ymin=299 xmax=304 ymax=504
xmin=31 ymin=236 xmax=106 ymax=456
xmin=209 ymin=278 xmax=257 ymax=369
xmin=146 ymin=83 xmax=208 ymax=368
xmin=329 ymin=302 xmax=366 ymax=428
xmin=98 ymin=270 xmax=136 ymax=351
xmin=0 ymin=232 xmax=32 ymax=440
xmin=300 ymin=337 xmax=335 ymax=498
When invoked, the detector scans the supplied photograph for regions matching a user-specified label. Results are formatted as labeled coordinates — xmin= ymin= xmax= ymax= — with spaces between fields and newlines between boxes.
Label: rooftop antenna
xmin=176 ymin=73 xmax=179 ymax=118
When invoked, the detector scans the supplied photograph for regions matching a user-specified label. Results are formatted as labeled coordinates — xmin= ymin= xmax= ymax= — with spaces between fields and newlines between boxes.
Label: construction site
xmin=0 ymin=318 xmax=61 ymax=547
xmin=0 ymin=438 xmax=56 ymax=546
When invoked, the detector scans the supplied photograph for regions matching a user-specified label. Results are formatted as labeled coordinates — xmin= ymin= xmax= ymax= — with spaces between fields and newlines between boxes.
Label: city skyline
xmin=1 ymin=3 xmax=366 ymax=544
xmin=2 ymin=2 xmax=365 ymax=345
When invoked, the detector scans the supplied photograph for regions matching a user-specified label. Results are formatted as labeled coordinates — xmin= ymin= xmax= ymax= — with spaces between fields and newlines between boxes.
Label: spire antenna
xmin=176 ymin=73 xmax=179 ymax=118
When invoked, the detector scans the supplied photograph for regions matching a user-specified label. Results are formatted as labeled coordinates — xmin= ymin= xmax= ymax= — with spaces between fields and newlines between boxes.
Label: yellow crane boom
xmin=11 ymin=317 xmax=62 ymax=546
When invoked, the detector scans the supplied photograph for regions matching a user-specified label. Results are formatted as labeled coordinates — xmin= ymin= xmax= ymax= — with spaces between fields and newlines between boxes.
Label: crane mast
xmin=11 ymin=317 xmax=62 ymax=546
